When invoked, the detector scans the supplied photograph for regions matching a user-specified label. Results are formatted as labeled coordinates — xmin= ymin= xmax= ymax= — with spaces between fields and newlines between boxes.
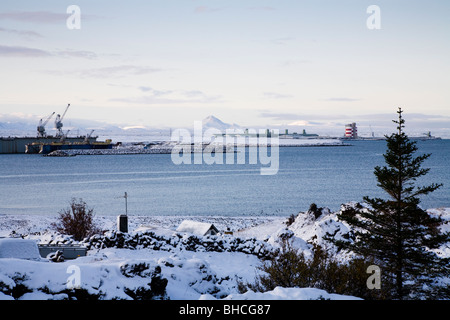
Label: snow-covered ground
xmin=1 ymin=204 xmax=449 ymax=300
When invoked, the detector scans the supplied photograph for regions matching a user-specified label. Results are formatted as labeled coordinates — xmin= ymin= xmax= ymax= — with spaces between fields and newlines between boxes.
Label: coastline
xmin=43 ymin=138 xmax=351 ymax=157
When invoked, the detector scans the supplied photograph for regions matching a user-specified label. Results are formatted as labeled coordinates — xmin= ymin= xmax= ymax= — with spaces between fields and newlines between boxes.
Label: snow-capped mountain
xmin=202 ymin=115 xmax=240 ymax=131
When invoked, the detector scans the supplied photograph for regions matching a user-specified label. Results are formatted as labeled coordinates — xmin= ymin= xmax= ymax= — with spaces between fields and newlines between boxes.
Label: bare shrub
xmin=242 ymin=238 xmax=390 ymax=299
xmin=52 ymin=198 xmax=101 ymax=241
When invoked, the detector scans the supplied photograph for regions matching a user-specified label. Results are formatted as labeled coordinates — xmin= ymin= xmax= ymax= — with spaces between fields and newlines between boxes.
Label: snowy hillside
xmin=202 ymin=115 xmax=240 ymax=131
xmin=0 ymin=204 xmax=449 ymax=300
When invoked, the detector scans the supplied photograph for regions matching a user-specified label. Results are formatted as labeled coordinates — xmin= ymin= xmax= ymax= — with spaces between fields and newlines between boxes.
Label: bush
xmin=243 ymin=239 xmax=390 ymax=299
xmin=286 ymin=214 xmax=296 ymax=226
xmin=52 ymin=198 xmax=101 ymax=241
xmin=308 ymin=203 xmax=323 ymax=219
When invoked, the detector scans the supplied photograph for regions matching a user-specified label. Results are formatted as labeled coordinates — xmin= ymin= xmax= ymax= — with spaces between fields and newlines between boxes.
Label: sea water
xmin=0 ymin=140 xmax=449 ymax=216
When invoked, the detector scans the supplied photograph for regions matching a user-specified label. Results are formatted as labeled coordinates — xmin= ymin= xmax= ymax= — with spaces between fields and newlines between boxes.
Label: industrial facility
xmin=0 ymin=104 xmax=111 ymax=154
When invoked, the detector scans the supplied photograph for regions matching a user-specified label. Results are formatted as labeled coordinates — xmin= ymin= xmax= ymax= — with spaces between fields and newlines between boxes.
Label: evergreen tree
xmin=331 ymin=108 xmax=449 ymax=299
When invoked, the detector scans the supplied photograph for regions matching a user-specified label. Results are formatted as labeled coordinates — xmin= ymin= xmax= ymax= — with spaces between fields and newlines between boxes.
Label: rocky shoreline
xmin=44 ymin=139 xmax=349 ymax=157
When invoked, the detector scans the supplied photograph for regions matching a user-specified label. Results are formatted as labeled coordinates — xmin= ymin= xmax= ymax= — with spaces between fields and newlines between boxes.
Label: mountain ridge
xmin=202 ymin=115 xmax=240 ymax=131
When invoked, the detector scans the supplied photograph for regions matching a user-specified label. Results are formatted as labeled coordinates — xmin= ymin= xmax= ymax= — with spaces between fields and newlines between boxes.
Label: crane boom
xmin=55 ymin=103 xmax=70 ymax=138
xmin=43 ymin=112 xmax=55 ymax=126
xmin=84 ymin=129 xmax=95 ymax=143
xmin=37 ymin=112 xmax=55 ymax=137
xmin=60 ymin=103 xmax=70 ymax=121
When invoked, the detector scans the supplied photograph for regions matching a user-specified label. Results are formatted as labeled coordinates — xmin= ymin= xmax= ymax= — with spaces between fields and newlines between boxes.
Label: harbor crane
xmin=84 ymin=129 xmax=95 ymax=143
xmin=37 ymin=112 xmax=55 ymax=138
xmin=55 ymin=104 xmax=70 ymax=138
xmin=59 ymin=130 xmax=70 ymax=142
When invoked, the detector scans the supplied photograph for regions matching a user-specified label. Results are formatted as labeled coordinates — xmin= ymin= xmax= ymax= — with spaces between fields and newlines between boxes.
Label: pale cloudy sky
xmin=1 ymin=0 xmax=449 ymax=135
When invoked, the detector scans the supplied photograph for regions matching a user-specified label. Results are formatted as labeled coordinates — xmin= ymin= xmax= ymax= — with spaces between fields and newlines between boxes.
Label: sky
xmin=1 ymin=0 xmax=450 ymax=136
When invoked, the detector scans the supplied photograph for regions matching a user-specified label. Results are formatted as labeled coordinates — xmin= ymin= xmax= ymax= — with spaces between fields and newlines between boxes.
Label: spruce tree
xmin=331 ymin=108 xmax=449 ymax=299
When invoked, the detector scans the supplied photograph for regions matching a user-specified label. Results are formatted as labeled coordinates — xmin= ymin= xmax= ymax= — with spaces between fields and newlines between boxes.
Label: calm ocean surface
xmin=0 ymin=140 xmax=449 ymax=217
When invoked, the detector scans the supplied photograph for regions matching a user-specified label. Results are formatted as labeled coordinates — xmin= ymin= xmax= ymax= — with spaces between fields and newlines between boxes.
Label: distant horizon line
xmin=1 ymin=112 xmax=449 ymax=138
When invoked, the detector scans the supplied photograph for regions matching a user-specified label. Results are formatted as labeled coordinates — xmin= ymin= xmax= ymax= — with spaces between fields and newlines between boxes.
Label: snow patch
xmin=1 ymin=204 xmax=449 ymax=300
xmin=222 ymin=287 xmax=362 ymax=300
xmin=0 ymin=238 xmax=41 ymax=260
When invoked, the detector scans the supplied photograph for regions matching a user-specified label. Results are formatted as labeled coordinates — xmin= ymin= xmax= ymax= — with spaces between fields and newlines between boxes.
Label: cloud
xmin=138 ymin=86 xmax=152 ymax=92
xmin=263 ymin=92 xmax=294 ymax=99
xmin=194 ymin=6 xmax=224 ymax=14
xmin=247 ymin=6 xmax=276 ymax=11
xmin=56 ymin=49 xmax=97 ymax=60
xmin=0 ymin=11 xmax=68 ymax=24
xmin=0 ymin=44 xmax=51 ymax=57
xmin=0 ymin=112 xmax=40 ymax=122
xmin=110 ymin=88 xmax=223 ymax=105
xmin=180 ymin=90 xmax=222 ymax=101
xmin=260 ymin=111 xmax=450 ymax=133
xmin=84 ymin=65 xmax=160 ymax=78
xmin=287 ymin=120 xmax=311 ymax=126
xmin=281 ymin=59 xmax=312 ymax=67
xmin=323 ymin=97 xmax=361 ymax=102
xmin=259 ymin=112 xmax=303 ymax=121
xmin=357 ymin=112 xmax=450 ymax=126
xmin=183 ymin=90 xmax=205 ymax=97
xmin=259 ymin=111 xmax=352 ymax=122
xmin=45 ymin=65 xmax=162 ymax=78
xmin=194 ymin=5 xmax=276 ymax=15
xmin=271 ymin=37 xmax=295 ymax=45
xmin=0 ymin=27 xmax=43 ymax=38
xmin=121 ymin=125 xmax=147 ymax=130
xmin=0 ymin=44 xmax=97 ymax=59
xmin=111 ymin=95 xmax=222 ymax=105
xmin=0 ymin=10 xmax=98 ymax=24
xmin=137 ymin=86 xmax=173 ymax=96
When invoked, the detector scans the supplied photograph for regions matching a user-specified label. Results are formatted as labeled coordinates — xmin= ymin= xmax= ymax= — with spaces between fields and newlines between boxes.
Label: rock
xmin=47 ymin=250 xmax=64 ymax=262
xmin=120 ymin=261 xmax=152 ymax=278
xmin=83 ymin=229 xmax=275 ymax=258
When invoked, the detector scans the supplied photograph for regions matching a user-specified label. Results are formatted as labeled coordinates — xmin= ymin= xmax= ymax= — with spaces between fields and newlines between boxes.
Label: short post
xmin=117 ymin=214 xmax=128 ymax=233
xmin=117 ymin=192 xmax=128 ymax=232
